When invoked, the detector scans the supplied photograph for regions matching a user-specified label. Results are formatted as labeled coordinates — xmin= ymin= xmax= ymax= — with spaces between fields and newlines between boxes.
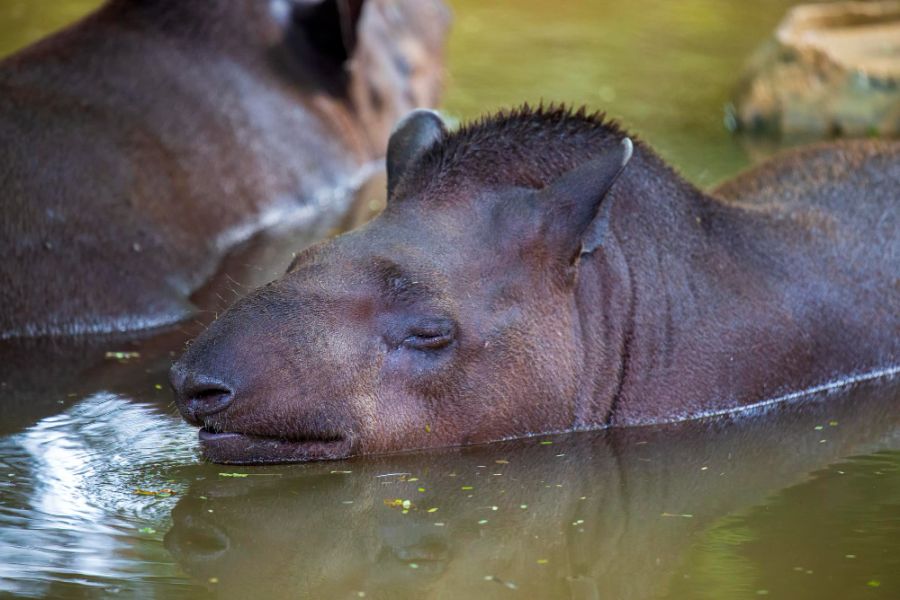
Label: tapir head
xmin=171 ymin=106 xmax=633 ymax=463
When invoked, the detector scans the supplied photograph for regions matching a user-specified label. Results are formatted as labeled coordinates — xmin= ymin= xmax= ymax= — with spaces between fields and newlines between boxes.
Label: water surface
xmin=1 ymin=1 xmax=898 ymax=598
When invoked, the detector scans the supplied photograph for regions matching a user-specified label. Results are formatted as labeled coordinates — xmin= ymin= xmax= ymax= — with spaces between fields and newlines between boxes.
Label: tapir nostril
xmin=170 ymin=365 xmax=235 ymax=422
xmin=185 ymin=384 xmax=234 ymax=419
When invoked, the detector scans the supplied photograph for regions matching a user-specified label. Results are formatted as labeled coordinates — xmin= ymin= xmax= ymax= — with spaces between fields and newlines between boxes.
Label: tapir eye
xmin=402 ymin=320 xmax=456 ymax=351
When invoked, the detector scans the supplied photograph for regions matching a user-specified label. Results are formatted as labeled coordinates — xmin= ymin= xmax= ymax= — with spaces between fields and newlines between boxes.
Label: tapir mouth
xmin=198 ymin=428 xmax=353 ymax=464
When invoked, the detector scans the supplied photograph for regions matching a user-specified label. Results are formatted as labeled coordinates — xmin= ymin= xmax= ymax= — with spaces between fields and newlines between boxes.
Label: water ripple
xmin=0 ymin=393 xmax=199 ymax=597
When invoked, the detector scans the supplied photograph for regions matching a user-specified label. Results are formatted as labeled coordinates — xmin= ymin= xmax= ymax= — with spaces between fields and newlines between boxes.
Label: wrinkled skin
xmin=171 ymin=106 xmax=899 ymax=464
xmin=0 ymin=0 xmax=449 ymax=338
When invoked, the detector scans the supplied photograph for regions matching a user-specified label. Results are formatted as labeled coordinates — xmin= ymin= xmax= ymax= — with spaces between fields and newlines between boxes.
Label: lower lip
xmin=198 ymin=429 xmax=353 ymax=464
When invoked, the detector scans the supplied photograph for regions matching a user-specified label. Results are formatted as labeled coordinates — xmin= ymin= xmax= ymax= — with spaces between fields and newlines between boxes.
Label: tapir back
xmin=0 ymin=0 xmax=449 ymax=338
xmin=712 ymin=140 xmax=899 ymax=376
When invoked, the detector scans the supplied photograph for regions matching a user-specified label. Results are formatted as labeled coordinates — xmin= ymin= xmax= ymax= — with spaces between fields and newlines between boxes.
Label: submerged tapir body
xmin=171 ymin=105 xmax=899 ymax=464
xmin=0 ymin=0 xmax=448 ymax=338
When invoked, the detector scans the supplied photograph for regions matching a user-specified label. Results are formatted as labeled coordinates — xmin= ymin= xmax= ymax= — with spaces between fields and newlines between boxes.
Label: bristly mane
xmin=394 ymin=103 xmax=640 ymax=199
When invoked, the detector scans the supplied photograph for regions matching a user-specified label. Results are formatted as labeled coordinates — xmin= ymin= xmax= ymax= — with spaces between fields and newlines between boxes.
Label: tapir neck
xmin=95 ymin=0 xmax=374 ymax=160
xmin=576 ymin=141 xmax=900 ymax=428
xmin=573 ymin=146 xmax=730 ymax=427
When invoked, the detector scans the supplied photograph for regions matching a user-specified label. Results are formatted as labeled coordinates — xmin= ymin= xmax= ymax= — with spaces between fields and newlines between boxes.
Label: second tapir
xmin=0 ymin=0 xmax=449 ymax=338
xmin=171 ymin=105 xmax=900 ymax=464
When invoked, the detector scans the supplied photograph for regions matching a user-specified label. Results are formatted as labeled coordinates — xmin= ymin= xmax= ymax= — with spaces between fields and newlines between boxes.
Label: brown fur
xmin=171 ymin=104 xmax=899 ymax=463
xmin=0 ymin=0 xmax=449 ymax=338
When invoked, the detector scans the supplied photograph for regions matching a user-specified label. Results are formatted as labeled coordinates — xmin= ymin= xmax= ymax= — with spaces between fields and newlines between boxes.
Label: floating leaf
xmin=133 ymin=488 xmax=176 ymax=497
xmin=104 ymin=351 xmax=140 ymax=361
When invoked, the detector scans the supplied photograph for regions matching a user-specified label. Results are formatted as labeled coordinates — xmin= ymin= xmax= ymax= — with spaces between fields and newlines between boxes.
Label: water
xmin=1 ymin=1 xmax=898 ymax=598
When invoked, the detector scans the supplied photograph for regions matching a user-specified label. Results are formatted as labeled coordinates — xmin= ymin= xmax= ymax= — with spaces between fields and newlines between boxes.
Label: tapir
xmin=170 ymin=104 xmax=899 ymax=464
xmin=0 ymin=0 xmax=449 ymax=338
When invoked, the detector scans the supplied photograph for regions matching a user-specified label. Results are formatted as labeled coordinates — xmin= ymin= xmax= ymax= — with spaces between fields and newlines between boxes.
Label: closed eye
xmin=403 ymin=332 xmax=454 ymax=351
xmin=401 ymin=320 xmax=456 ymax=351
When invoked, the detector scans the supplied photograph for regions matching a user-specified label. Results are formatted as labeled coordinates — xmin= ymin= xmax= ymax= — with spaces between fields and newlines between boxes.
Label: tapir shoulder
xmin=713 ymin=140 xmax=900 ymax=215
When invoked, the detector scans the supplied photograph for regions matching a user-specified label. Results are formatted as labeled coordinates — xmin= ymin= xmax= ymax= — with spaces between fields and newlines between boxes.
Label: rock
xmin=729 ymin=1 xmax=900 ymax=137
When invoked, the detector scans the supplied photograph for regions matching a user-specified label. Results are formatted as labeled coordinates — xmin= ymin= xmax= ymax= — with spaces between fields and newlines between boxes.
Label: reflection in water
xmin=667 ymin=451 xmax=900 ymax=600
xmin=162 ymin=382 xmax=898 ymax=600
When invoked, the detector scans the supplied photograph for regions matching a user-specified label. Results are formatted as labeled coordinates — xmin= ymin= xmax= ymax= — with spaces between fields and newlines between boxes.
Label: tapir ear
xmin=386 ymin=109 xmax=447 ymax=199
xmin=292 ymin=0 xmax=366 ymax=65
xmin=536 ymin=138 xmax=633 ymax=261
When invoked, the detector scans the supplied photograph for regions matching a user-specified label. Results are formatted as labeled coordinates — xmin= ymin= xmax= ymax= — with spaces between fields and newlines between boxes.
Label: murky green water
xmin=1 ymin=1 xmax=898 ymax=599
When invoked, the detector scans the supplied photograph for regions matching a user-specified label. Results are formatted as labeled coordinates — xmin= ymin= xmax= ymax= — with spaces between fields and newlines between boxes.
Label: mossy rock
xmin=730 ymin=1 xmax=900 ymax=137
